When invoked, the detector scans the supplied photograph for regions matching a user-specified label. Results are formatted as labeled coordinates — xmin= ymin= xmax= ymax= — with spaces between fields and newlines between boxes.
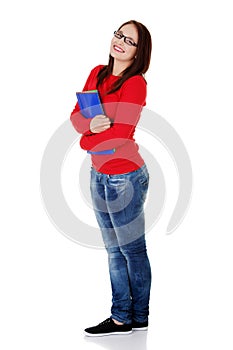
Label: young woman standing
xmin=70 ymin=20 xmax=152 ymax=337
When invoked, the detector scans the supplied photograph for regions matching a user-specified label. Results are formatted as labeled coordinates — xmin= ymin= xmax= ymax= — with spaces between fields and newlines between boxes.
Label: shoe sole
xmin=84 ymin=330 xmax=132 ymax=337
xmin=132 ymin=327 xmax=148 ymax=331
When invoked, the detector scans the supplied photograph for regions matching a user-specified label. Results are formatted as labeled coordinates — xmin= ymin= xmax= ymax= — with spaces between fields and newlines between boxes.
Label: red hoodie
xmin=70 ymin=65 xmax=147 ymax=175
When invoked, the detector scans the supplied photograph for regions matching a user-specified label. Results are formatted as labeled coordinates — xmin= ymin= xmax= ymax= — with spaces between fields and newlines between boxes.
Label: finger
xmin=99 ymin=122 xmax=111 ymax=127
xmin=94 ymin=125 xmax=110 ymax=133
xmin=97 ymin=125 xmax=110 ymax=131
xmin=95 ymin=114 xmax=107 ymax=119
xmin=98 ymin=115 xmax=111 ymax=122
xmin=95 ymin=124 xmax=110 ymax=129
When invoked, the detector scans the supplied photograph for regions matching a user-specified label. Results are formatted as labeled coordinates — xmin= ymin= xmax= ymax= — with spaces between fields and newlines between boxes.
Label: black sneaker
xmin=132 ymin=320 xmax=148 ymax=331
xmin=84 ymin=318 xmax=132 ymax=337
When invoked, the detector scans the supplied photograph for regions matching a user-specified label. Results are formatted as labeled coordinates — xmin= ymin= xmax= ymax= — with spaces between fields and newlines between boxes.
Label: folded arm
xmin=79 ymin=76 xmax=147 ymax=152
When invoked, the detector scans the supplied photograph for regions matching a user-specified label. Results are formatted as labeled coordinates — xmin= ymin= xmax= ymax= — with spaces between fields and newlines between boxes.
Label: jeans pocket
xmin=138 ymin=169 xmax=149 ymax=186
xmin=108 ymin=176 xmax=126 ymax=187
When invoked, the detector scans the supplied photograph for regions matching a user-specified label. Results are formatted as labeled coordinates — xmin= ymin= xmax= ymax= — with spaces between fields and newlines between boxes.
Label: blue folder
xmin=76 ymin=90 xmax=104 ymax=119
xmin=76 ymin=90 xmax=115 ymax=155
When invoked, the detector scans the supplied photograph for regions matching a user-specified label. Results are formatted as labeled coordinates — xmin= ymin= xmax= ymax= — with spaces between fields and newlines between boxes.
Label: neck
xmin=112 ymin=59 xmax=133 ymax=76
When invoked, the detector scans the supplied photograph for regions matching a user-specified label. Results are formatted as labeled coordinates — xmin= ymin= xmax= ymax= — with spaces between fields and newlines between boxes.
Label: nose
xmin=116 ymin=37 xmax=124 ymax=45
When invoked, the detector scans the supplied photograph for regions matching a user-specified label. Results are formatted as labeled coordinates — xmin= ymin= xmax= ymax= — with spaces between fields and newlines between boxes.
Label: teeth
xmin=114 ymin=45 xmax=124 ymax=52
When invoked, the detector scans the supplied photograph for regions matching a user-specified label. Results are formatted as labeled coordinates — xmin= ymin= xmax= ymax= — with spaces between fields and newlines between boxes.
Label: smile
xmin=113 ymin=45 xmax=125 ymax=53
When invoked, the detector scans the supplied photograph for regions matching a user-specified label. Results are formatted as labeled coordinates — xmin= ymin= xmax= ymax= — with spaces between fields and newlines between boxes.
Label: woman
xmin=70 ymin=20 xmax=152 ymax=337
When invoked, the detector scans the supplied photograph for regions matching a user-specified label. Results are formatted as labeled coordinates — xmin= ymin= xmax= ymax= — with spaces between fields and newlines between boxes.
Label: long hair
xmin=96 ymin=20 xmax=152 ymax=94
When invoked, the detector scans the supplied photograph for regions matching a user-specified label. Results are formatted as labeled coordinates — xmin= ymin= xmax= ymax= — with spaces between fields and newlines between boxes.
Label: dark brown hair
xmin=96 ymin=20 xmax=152 ymax=94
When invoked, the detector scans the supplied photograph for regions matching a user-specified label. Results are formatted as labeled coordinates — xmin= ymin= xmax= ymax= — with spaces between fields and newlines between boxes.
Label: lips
xmin=113 ymin=45 xmax=125 ymax=53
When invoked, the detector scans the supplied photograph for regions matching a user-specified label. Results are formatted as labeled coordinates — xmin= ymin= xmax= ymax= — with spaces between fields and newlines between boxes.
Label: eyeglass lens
xmin=114 ymin=31 xmax=137 ymax=47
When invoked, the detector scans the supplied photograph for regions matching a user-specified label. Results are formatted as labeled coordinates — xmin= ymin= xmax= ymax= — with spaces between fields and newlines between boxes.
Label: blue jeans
xmin=90 ymin=164 xmax=151 ymax=324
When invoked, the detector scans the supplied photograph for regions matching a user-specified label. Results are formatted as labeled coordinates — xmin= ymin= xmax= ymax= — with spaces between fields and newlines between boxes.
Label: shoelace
xmin=98 ymin=318 xmax=112 ymax=326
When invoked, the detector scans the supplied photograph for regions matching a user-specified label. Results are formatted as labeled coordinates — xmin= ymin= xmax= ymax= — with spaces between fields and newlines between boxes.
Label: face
xmin=110 ymin=24 xmax=138 ymax=64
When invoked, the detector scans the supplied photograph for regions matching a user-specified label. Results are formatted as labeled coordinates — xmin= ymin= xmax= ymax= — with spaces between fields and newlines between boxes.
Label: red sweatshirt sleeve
xmin=79 ymin=75 xmax=146 ymax=152
xmin=70 ymin=66 xmax=103 ymax=135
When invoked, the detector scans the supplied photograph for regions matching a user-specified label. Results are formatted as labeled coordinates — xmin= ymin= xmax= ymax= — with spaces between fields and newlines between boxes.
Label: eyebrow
xmin=118 ymin=30 xmax=135 ymax=42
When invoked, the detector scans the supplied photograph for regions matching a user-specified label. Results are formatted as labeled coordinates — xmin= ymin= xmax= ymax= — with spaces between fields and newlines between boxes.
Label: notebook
xmin=76 ymin=90 xmax=115 ymax=155
xmin=76 ymin=90 xmax=104 ymax=119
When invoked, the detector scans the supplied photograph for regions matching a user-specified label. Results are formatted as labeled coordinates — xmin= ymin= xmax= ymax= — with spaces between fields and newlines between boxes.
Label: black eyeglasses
xmin=113 ymin=31 xmax=138 ymax=47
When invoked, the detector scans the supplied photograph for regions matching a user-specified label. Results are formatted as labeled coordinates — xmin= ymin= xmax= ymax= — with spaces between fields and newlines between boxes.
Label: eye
xmin=125 ymin=37 xmax=137 ymax=46
xmin=114 ymin=31 xmax=123 ymax=39
xmin=126 ymin=38 xmax=135 ymax=46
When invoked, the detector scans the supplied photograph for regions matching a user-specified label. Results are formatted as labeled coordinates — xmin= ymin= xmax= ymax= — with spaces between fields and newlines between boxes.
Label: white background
xmin=1 ymin=0 xmax=233 ymax=349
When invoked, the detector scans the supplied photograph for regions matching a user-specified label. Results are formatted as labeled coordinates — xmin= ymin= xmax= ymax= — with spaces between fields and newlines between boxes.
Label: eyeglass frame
xmin=113 ymin=31 xmax=138 ymax=47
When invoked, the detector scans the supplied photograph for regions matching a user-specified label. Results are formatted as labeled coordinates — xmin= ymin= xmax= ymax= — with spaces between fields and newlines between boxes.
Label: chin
xmin=110 ymin=50 xmax=118 ymax=59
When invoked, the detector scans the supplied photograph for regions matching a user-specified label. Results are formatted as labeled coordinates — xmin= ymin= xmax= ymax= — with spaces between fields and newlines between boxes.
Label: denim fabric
xmin=90 ymin=165 xmax=151 ymax=324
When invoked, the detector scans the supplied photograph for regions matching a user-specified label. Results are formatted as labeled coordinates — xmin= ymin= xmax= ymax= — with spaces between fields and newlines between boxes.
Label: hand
xmin=90 ymin=115 xmax=111 ymax=133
